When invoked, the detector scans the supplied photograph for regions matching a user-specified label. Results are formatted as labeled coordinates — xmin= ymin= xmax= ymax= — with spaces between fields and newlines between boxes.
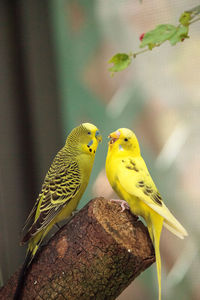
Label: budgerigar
xmin=105 ymin=128 xmax=188 ymax=300
xmin=14 ymin=123 xmax=102 ymax=299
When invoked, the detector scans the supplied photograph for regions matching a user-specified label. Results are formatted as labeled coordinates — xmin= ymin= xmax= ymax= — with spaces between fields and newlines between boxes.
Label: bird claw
xmin=109 ymin=199 xmax=130 ymax=212
xmin=71 ymin=209 xmax=79 ymax=216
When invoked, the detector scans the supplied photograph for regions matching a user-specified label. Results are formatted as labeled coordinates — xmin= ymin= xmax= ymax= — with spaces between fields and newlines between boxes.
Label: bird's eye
xmin=88 ymin=131 xmax=91 ymax=135
xmin=124 ymin=138 xmax=128 ymax=142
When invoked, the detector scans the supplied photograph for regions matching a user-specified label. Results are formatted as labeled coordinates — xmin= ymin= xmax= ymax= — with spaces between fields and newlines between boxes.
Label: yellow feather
xmin=106 ymin=128 xmax=188 ymax=300
xmin=149 ymin=212 xmax=163 ymax=300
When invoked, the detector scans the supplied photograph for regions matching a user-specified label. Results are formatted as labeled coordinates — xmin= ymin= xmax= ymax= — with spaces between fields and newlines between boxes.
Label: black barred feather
xmin=21 ymin=160 xmax=81 ymax=244
xmin=20 ymin=126 xmax=88 ymax=243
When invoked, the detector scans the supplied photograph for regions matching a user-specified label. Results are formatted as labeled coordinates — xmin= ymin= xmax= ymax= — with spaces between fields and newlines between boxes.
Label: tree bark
xmin=0 ymin=197 xmax=155 ymax=300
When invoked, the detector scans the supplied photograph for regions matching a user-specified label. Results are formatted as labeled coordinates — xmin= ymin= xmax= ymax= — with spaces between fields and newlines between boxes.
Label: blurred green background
xmin=0 ymin=0 xmax=200 ymax=299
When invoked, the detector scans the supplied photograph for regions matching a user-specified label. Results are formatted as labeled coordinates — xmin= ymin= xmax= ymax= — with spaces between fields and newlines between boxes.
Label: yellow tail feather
xmin=144 ymin=201 xmax=188 ymax=239
xmin=163 ymin=221 xmax=184 ymax=239
xmin=148 ymin=213 xmax=164 ymax=300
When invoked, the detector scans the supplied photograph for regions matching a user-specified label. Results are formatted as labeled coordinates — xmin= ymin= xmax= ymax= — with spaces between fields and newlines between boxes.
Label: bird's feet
xmin=72 ymin=209 xmax=79 ymax=216
xmin=109 ymin=199 xmax=130 ymax=212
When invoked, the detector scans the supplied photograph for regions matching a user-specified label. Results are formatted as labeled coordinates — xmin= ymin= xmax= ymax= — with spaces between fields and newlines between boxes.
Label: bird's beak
xmin=108 ymin=130 xmax=120 ymax=145
xmin=95 ymin=130 xmax=102 ymax=143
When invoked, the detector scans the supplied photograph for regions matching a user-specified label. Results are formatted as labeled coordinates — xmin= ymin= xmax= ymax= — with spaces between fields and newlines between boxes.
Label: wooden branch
xmin=0 ymin=197 xmax=155 ymax=299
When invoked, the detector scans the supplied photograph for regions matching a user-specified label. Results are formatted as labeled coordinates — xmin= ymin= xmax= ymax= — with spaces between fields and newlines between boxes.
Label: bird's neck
xmin=62 ymin=143 xmax=81 ymax=157
xmin=77 ymin=152 xmax=95 ymax=175
xmin=107 ymin=145 xmax=140 ymax=160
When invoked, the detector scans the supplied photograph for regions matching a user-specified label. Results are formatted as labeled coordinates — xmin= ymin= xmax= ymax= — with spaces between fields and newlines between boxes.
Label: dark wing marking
xmin=151 ymin=191 xmax=162 ymax=205
xmin=138 ymin=180 xmax=145 ymax=187
xmin=122 ymin=158 xmax=139 ymax=172
xmin=136 ymin=182 xmax=163 ymax=206
xmin=122 ymin=157 xmax=163 ymax=206
xmin=21 ymin=161 xmax=81 ymax=244
xmin=21 ymin=200 xmax=39 ymax=234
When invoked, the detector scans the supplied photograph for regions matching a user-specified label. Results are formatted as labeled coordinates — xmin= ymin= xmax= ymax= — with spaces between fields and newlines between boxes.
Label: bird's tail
xmin=14 ymin=238 xmax=41 ymax=300
xmin=147 ymin=201 xmax=188 ymax=239
xmin=149 ymin=213 xmax=164 ymax=300
xmin=13 ymin=249 xmax=33 ymax=300
xmin=163 ymin=216 xmax=188 ymax=239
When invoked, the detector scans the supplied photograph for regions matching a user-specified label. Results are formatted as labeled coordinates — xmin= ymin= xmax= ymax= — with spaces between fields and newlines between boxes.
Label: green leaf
xmin=108 ymin=53 xmax=132 ymax=74
xmin=108 ymin=5 xmax=200 ymax=75
xmin=140 ymin=24 xmax=177 ymax=49
xmin=179 ymin=12 xmax=192 ymax=26
xmin=169 ymin=25 xmax=189 ymax=45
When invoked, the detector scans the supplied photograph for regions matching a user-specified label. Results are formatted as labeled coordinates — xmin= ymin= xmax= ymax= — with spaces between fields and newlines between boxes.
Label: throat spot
xmin=87 ymin=140 xmax=93 ymax=147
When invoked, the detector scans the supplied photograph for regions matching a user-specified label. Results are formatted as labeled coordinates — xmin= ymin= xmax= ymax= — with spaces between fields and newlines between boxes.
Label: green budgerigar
xmin=14 ymin=122 xmax=102 ymax=299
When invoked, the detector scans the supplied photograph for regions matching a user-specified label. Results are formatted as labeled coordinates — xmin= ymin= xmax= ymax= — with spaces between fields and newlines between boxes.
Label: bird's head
xmin=108 ymin=128 xmax=140 ymax=156
xmin=66 ymin=122 xmax=102 ymax=156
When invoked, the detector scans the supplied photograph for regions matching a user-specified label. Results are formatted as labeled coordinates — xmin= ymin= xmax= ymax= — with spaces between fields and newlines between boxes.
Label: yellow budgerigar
xmin=105 ymin=128 xmax=188 ymax=300
xmin=14 ymin=123 xmax=102 ymax=300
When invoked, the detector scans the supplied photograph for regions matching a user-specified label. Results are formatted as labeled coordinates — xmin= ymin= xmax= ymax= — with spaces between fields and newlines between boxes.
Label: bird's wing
xmin=117 ymin=156 xmax=187 ymax=238
xmin=21 ymin=199 xmax=39 ymax=234
xmin=21 ymin=161 xmax=81 ymax=243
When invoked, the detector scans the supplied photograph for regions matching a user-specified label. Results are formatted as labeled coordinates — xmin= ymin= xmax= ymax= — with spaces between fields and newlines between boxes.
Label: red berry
xmin=139 ymin=33 xmax=145 ymax=41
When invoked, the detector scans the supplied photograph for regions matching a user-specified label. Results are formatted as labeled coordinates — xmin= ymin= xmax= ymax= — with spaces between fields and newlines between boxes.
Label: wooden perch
xmin=0 ymin=197 xmax=155 ymax=299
